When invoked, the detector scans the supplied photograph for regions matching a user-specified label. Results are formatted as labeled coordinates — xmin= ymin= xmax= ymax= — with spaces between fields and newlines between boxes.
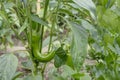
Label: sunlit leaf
xmin=69 ymin=22 xmax=88 ymax=71
xmin=61 ymin=65 xmax=75 ymax=79
xmin=66 ymin=54 xmax=74 ymax=69
xmin=0 ymin=54 xmax=18 ymax=80
xmin=31 ymin=15 xmax=49 ymax=27
xmin=73 ymin=0 xmax=96 ymax=20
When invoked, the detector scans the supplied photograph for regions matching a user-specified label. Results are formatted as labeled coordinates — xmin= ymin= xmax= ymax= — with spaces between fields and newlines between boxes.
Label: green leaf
xmin=116 ymin=0 xmax=120 ymax=8
xmin=99 ymin=0 xmax=109 ymax=6
xmin=103 ymin=33 xmax=114 ymax=46
xmin=0 ymin=54 xmax=18 ymax=80
xmin=66 ymin=54 xmax=74 ymax=69
xmin=4 ymin=2 xmax=15 ymax=9
xmin=116 ymin=36 xmax=120 ymax=47
xmin=61 ymin=65 xmax=75 ymax=79
xmin=47 ymin=66 xmax=65 ymax=80
xmin=0 ymin=11 xmax=8 ymax=22
xmin=31 ymin=15 xmax=49 ymax=27
xmin=108 ymin=43 xmax=120 ymax=55
xmin=24 ymin=74 xmax=42 ymax=80
xmin=12 ymin=72 xmax=23 ymax=80
xmin=80 ymin=73 xmax=92 ymax=80
xmin=81 ymin=20 xmax=97 ymax=37
xmin=107 ymin=0 xmax=115 ymax=8
xmin=59 ymin=9 xmax=73 ymax=16
xmin=49 ymin=76 xmax=65 ymax=80
xmin=98 ymin=0 xmax=115 ymax=8
xmin=81 ymin=20 xmax=97 ymax=32
xmin=54 ymin=47 xmax=68 ymax=68
xmin=97 ymin=8 xmax=120 ymax=33
xmin=15 ymin=78 xmax=23 ymax=80
xmin=9 ymin=13 xmax=20 ymax=27
xmin=69 ymin=22 xmax=88 ymax=71
xmin=72 ymin=73 xmax=85 ymax=79
xmin=18 ymin=19 xmax=28 ymax=35
xmin=21 ymin=59 xmax=33 ymax=70
xmin=73 ymin=0 xmax=96 ymax=20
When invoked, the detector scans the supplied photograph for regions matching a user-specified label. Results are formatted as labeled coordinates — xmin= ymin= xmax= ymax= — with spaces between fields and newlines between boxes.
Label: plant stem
xmin=33 ymin=60 xmax=38 ymax=75
xmin=39 ymin=0 xmax=50 ymax=53
xmin=41 ymin=63 xmax=47 ymax=80
xmin=48 ymin=20 xmax=55 ymax=51
xmin=37 ymin=1 xmax=50 ymax=79
xmin=48 ymin=0 xmax=60 ymax=52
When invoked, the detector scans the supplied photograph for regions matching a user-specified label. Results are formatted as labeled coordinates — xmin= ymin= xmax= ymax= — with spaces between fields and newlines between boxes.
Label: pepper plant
xmin=0 ymin=0 xmax=89 ymax=80
xmin=0 ymin=0 xmax=120 ymax=80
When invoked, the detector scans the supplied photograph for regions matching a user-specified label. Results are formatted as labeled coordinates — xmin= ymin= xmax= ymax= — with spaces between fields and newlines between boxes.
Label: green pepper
xmin=66 ymin=53 xmax=74 ymax=69
xmin=33 ymin=48 xmax=55 ymax=62
xmin=32 ymin=32 xmax=55 ymax=62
